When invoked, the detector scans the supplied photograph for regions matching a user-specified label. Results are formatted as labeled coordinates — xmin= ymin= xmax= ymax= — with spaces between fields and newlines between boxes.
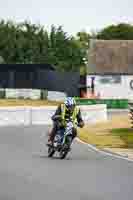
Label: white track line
xmin=76 ymin=138 xmax=133 ymax=163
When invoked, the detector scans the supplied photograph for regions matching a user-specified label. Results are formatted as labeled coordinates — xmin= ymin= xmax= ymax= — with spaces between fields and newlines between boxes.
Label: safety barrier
xmin=0 ymin=107 xmax=30 ymax=126
xmin=128 ymin=101 xmax=133 ymax=128
xmin=0 ymin=104 xmax=107 ymax=126
xmin=75 ymin=98 xmax=128 ymax=109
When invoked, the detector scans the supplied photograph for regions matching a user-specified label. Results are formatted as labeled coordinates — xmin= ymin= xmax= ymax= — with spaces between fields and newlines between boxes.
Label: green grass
xmin=78 ymin=128 xmax=126 ymax=149
xmin=78 ymin=115 xmax=133 ymax=149
xmin=110 ymin=128 xmax=133 ymax=148
xmin=78 ymin=127 xmax=133 ymax=149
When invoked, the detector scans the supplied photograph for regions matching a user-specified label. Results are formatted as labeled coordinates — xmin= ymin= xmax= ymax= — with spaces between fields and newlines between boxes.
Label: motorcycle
xmin=47 ymin=117 xmax=75 ymax=159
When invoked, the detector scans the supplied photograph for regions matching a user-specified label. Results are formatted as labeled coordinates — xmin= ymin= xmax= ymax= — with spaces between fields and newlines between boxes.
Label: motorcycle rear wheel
xmin=48 ymin=146 xmax=55 ymax=157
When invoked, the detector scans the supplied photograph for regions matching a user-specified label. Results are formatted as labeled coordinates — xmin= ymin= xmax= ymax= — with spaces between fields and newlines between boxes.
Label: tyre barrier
xmin=128 ymin=101 xmax=133 ymax=128
xmin=130 ymin=80 xmax=133 ymax=90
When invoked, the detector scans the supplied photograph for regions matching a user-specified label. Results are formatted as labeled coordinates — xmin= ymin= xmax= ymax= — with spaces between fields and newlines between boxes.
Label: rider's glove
xmin=78 ymin=121 xmax=84 ymax=128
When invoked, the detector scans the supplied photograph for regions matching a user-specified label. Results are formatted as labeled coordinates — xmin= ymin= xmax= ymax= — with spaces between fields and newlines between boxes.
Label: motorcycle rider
xmin=47 ymin=97 xmax=84 ymax=146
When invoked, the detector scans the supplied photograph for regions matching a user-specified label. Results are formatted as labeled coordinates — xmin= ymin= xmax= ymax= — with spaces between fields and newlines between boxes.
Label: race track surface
xmin=0 ymin=125 xmax=133 ymax=200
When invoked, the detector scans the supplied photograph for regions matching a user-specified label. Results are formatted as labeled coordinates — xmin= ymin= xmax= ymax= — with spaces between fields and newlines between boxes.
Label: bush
xmin=0 ymin=89 xmax=5 ymax=98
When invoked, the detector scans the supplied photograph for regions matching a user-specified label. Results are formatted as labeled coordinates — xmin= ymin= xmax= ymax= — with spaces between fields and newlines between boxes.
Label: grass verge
xmin=0 ymin=99 xmax=61 ymax=106
xmin=78 ymin=115 xmax=133 ymax=149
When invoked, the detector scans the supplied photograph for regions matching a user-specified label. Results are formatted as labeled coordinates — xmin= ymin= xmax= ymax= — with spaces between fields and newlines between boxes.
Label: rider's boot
xmin=47 ymin=129 xmax=55 ymax=146
xmin=47 ymin=138 xmax=53 ymax=146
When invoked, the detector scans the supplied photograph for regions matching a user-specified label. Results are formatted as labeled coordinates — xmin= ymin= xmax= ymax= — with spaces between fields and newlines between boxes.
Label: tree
xmin=0 ymin=19 xmax=88 ymax=71
xmin=76 ymin=31 xmax=90 ymax=48
xmin=96 ymin=23 xmax=133 ymax=40
xmin=0 ymin=56 xmax=4 ymax=63
xmin=48 ymin=25 xmax=85 ymax=71
xmin=76 ymin=31 xmax=90 ymax=74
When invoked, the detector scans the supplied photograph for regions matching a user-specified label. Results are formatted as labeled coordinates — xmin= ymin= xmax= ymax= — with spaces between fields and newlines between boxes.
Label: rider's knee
xmin=72 ymin=128 xmax=77 ymax=138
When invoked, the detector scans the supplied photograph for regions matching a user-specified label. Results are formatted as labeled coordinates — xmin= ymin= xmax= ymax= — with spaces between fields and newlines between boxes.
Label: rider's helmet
xmin=64 ymin=97 xmax=76 ymax=112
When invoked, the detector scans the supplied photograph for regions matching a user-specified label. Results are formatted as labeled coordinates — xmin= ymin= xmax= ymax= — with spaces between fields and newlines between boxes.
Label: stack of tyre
xmin=128 ymin=99 xmax=133 ymax=128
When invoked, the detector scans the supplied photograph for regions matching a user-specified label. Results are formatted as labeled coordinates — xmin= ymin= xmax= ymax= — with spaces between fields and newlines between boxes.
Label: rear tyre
xmin=48 ymin=146 xmax=55 ymax=157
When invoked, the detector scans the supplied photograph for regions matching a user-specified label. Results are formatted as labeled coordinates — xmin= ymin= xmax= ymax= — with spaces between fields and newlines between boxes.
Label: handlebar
xmin=51 ymin=115 xmax=62 ymax=121
xmin=52 ymin=115 xmax=83 ymax=127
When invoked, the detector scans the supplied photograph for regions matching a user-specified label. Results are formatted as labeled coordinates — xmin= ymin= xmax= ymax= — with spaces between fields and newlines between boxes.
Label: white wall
xmin=0 ymin=107 xmax=31 ymax=126
xmin=5 ymin=89 xmax=67 ymax=101
xmin=87 ymin=75 xmax=133 ymax=99
xmin=5 ymin=89 xmax=41 ymax=99
xmin=0 ymin=105 xmax=107 ymax=126
xmin=47 ymin=91 xmax=67 ymax=101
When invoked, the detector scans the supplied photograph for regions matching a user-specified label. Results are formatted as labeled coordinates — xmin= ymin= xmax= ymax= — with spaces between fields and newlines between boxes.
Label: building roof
xmin=87 ymin=39 xmax=133 ymax=74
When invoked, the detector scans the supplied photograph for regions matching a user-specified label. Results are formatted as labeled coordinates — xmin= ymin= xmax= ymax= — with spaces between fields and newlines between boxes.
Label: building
xmin=87 ymin=39 xmax=133 ymax=74
xmin=86 ymin=75 xmax=133 ymax=99
xmin=84 ymin=39 xmax=133 ymax=99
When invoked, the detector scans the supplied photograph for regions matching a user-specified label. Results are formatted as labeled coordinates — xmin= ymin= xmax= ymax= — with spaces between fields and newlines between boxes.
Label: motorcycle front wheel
xmin=59 ymin=149 xmax=68 ymax=159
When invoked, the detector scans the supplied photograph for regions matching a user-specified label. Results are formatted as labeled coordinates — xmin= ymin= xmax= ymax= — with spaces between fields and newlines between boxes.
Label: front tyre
xmin=59 ymin=149 xmax=69 ymax=159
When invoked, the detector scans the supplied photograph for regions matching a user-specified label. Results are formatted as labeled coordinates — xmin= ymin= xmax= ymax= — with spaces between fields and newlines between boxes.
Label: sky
xmin=0 ymin=0 xmax=133 ymax=36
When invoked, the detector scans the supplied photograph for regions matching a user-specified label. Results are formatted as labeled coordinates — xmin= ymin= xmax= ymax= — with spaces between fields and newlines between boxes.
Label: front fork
xmin=62 ymin=135 xmax=72 ymax=150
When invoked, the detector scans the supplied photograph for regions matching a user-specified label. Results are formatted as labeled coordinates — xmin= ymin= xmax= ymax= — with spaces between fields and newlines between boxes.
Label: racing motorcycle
xmin=47 ymin=117 xmax=75 ymax=159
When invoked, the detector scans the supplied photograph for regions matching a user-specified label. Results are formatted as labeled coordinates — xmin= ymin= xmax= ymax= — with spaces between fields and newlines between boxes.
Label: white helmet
xmin=64 ymin=97 xmax=76 ymax=107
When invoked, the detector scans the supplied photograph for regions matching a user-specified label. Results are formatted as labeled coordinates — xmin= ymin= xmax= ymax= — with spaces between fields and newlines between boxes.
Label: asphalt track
xmin=0 ymin=124 xmax=133 ymax=200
